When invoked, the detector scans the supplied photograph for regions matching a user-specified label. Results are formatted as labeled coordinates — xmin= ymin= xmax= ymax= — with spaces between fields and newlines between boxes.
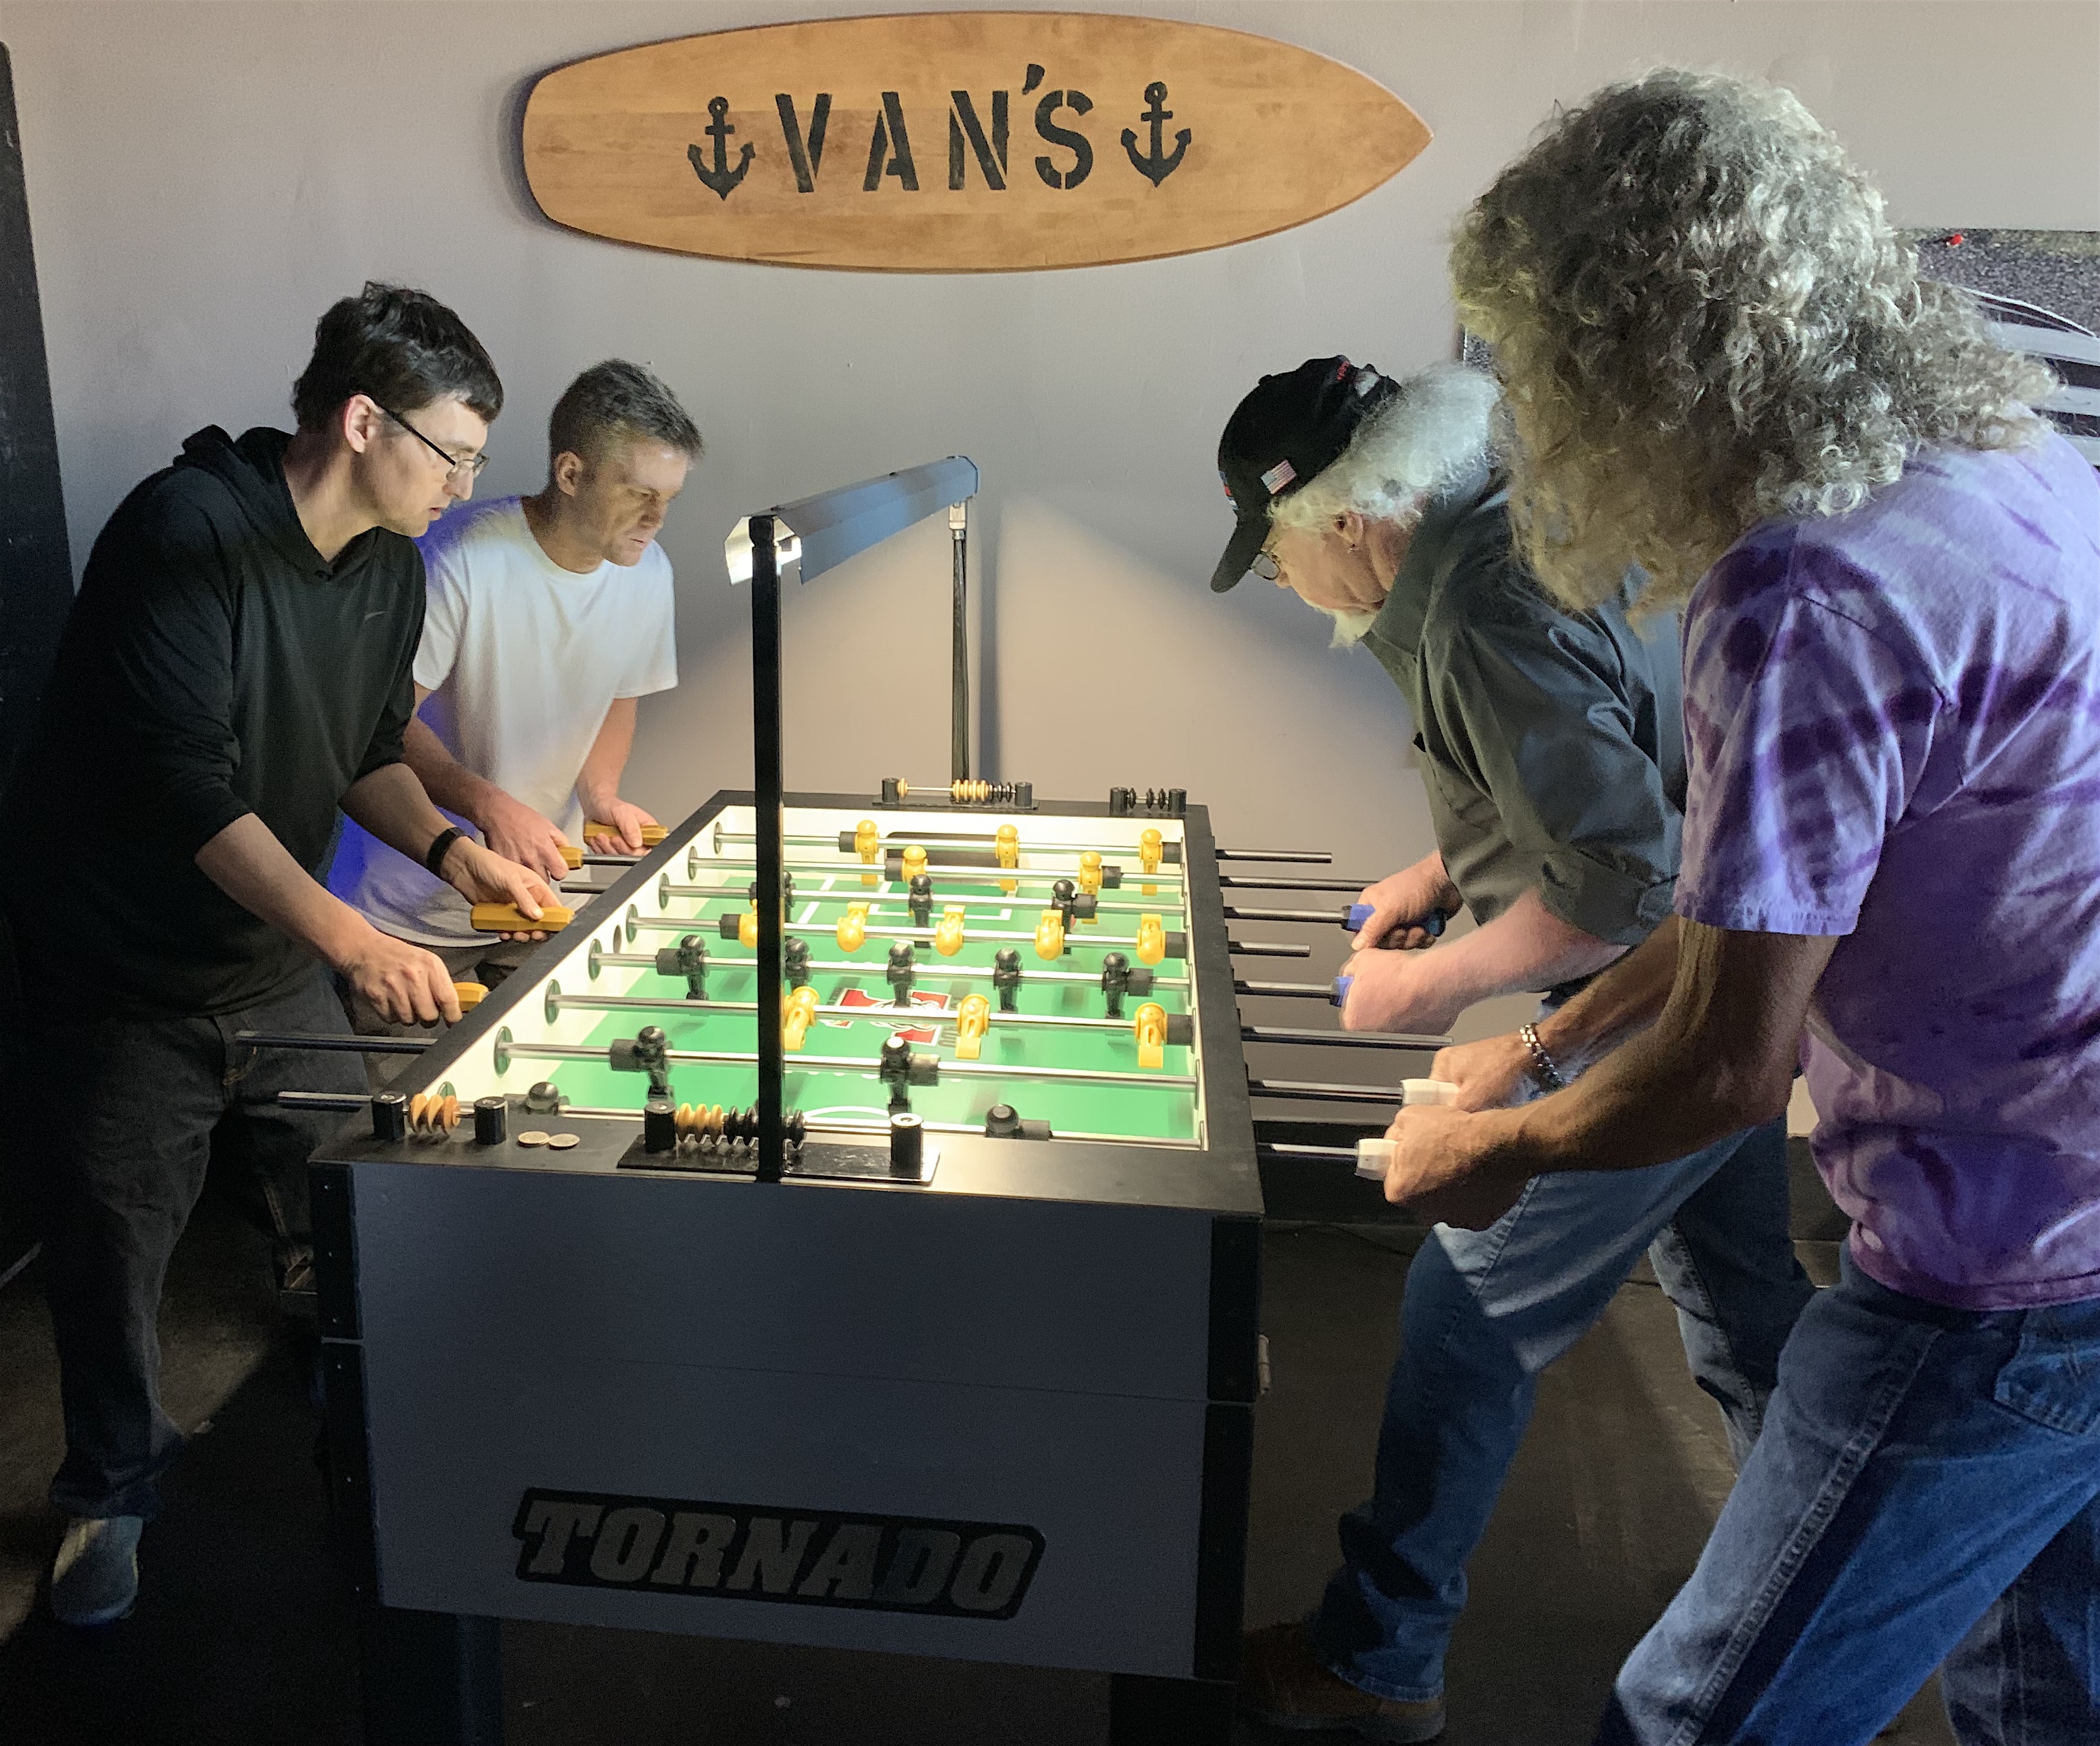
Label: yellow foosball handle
xmin=738 ymin=906 xmax=758 ymax=949
xmin=470 ymin=902 xmax=574 ymax=934
xmin=783 ymin=985 xmax=819 ymax=1052
xmin=996 ymin=823 xmax=1019 ymax=894
xmin=560 ymin=844 xmax=584 ymax=871
xmin=902 ymin=844 xmax=929 ymax=884
xmin=837 ymin=902 xmax=870 ymax=953
xmin=453 ymin=982 xmax=487 ymax=1012
xmin=585 ymin=821 xmax=667 ymax=847
xmin=934 ymin=904 xmax=967 ymax=958
xmin=955 ymin=992 xmax=990 ymax=1061
xmin=1134 ymin=1002 xmax=1166 ymax=1071
xmin=1134 ymin=913 xmax=1166 ymax=967
xmin=856 ymin=818 xmax=881 ymax=888
xmin=1077 ymin=849 xmax=1103 ymax=897
xmin=1034 ymin=909 xmax=1065 ymax=962
xmin=1139 ymin=828 xmax=1163 ymax=897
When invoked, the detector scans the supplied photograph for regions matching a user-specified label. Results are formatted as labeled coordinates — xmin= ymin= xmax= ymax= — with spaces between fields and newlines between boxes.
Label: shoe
xmin=1237 ymin=1622 xmax=1447 ymax=1741
xmin=50 ymin=1514 xmax=143 ymax=1625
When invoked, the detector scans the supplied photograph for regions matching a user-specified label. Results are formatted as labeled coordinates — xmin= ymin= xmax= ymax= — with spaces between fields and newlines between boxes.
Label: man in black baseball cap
xmin=1216 ymin=361 xmax=1811 ymax=1743
xmin=1211 ymin=355 xmax=1400 ymax=592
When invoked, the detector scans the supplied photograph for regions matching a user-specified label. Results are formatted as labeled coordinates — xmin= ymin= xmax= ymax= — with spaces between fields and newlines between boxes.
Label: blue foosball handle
xmin=1343 ymin=904 xmax=1447 ymax=941
xmin=1331 ymin=974 xmax=1352 ymax=1008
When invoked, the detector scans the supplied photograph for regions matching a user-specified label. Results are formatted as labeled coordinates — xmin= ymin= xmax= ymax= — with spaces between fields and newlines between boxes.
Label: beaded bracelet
xmin=1519 ymin=1022 xmax=1568 ymax=1093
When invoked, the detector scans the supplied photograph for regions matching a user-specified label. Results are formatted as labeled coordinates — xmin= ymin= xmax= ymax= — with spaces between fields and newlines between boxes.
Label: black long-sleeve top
xmin=7 ymin=425 xmax=424 ymax=1018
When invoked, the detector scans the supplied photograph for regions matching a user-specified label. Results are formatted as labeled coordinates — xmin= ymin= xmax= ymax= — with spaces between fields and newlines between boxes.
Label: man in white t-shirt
xmin=330 ymin=359 xmax=700 ymax=1004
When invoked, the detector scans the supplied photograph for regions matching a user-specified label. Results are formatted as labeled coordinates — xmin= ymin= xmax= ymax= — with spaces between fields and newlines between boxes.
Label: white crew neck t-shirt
xmin=329 ymin=496 xmax=679 ymax=946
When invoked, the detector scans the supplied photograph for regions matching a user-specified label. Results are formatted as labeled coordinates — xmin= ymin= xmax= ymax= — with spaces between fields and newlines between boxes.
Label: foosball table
xmin=279 ymin=460 xmax=1445 ymax=1745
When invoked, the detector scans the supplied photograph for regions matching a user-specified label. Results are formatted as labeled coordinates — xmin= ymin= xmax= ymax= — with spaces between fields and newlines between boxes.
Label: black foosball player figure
xmin=1051 ymin=877 xmax=1078 ymax=932
xmin=655 ymin=932 xmax=707 ymax=999
xmin=992 ymin=946 xmax=1023 ymax=1012
xmin=887 ymin=939 xmax=917 ymax=1007
xmin=909 ymin=872 xmax=935 ymax=928
xmin=783 ymin=935 xmax=811 ymax=990
xmin=879 ymin=1033 xmax=914 ymax=1112
xmin=1100 ymin=951 xmax=1131 ymax=1019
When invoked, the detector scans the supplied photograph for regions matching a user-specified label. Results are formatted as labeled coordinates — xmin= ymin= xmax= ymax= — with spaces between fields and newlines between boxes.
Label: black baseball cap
xmin=1210 ymin=356 xmax=1399 ymax=592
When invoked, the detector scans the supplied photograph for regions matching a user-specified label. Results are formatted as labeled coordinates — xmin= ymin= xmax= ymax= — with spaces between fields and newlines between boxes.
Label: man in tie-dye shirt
xmin=1387 ymin=71 xmax=2100 ymax=1746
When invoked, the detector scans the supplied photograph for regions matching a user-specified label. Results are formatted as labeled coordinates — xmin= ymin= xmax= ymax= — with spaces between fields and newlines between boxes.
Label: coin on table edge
xmin=547 ymin=1133 xmax=581 ymax=1150
xmin=516 ymin=1131 xmax=551 ymax=1147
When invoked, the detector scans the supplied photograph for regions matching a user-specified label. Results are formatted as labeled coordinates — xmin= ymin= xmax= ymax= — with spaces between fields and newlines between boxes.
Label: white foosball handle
xmin=1355 ymin=1079 xmax=1461 ymax=1180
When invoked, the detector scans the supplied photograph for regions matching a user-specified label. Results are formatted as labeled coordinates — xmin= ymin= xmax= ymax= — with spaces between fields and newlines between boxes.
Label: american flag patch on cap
xmin=1260 ymin=459 xmax=1297 ymax=495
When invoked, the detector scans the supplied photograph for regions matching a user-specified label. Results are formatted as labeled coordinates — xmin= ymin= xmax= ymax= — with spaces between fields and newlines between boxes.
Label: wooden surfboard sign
xmin=521 ymin=12 xmax=1430 ymax=273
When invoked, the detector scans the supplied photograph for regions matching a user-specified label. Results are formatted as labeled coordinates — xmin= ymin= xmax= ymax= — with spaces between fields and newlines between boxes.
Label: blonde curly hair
xmin=1451 ymin=69 xmax=2056 ymax=610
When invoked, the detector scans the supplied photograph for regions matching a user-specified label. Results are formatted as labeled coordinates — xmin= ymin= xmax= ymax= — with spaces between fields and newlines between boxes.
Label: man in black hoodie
xmin=3 ymin=283 xmax=556 ymax=1625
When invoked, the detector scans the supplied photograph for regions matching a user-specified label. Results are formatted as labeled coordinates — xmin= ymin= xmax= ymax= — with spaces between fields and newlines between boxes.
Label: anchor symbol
xmin=687 ymin=96 xmax=754 ymax=200
xmin=1121 ymin=81 xmax=1190 ymax=186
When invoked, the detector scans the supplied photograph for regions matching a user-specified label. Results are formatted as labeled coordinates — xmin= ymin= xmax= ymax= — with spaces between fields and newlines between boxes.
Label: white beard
xmin=1322 ymin=607 xmax=1380 ymax=648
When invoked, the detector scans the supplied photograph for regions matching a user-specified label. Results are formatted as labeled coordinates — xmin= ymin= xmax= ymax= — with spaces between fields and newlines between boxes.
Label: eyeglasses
xmin=374 ymin=401 xmax=488 ymax=481
xmin=1249 ymin=550 xmax=1282 ymax=582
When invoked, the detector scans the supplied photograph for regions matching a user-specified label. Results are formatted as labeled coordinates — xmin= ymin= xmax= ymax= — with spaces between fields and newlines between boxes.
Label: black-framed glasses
xmin=1250 ymin=550 xmax=1282 ymax=582
xmin=374 ymin=401 xmax=488 ymax=480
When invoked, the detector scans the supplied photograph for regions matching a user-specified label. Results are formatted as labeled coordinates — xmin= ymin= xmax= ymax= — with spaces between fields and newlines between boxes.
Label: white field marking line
xmin=796 ymin=901 xmax=820 ymax=924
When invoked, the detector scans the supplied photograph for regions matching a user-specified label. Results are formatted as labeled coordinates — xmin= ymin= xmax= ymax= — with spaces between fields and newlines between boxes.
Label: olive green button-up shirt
xmin=1360 ymin=461 xmax=1684 ymax=951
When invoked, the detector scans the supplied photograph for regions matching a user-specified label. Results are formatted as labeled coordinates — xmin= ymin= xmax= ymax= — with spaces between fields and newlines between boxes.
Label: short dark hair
xmin=291 ymin=281 xmax=504 ymax=433
xmin=548 ymin=360 xmax=703 ymax=470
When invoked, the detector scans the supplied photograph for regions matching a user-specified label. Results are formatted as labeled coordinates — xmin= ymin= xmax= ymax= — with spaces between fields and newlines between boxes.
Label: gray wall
xmin=8 ymin=1 xmax=2097 ymax=1043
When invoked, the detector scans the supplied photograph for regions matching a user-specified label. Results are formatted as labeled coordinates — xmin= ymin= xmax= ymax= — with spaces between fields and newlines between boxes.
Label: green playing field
xmin=481 ymin=863 xmax=1204 ymax=1145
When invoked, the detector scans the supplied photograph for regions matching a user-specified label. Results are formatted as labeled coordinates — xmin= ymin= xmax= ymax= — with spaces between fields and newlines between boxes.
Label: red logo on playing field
xmin=828 ymin=987 xmax=951 ymax=1045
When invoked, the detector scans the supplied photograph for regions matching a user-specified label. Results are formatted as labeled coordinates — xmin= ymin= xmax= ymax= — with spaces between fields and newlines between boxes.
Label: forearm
xmin=195 ymin=814 xmax=370 ymax=966
xmin=1487 ymin=920 xmax=1820 ymax=1177
xmin=1405 ymin=888 xmax=1625 ymax=1012
xmin=1532 ymin=916 xmax=1682 ymax=1073
xmin=400 ymin=717 xmax=503 ymax=825
xmin=576 ymin=698 xmax=639 ymax=815
xmin=340 ymin=761 xmax=457 ymax=868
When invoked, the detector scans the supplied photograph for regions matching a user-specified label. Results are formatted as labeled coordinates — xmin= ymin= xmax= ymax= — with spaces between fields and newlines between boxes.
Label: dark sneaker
xmin=1238 ymin=1622 xmax=1446 ymax=1742
xmin=51 ymin=1515 xmax=143 ymax=1626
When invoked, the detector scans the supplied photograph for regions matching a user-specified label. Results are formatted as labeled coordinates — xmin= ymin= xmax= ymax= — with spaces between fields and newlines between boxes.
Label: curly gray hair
xmin=1451 ymin=69 xmax=2055 ymax=609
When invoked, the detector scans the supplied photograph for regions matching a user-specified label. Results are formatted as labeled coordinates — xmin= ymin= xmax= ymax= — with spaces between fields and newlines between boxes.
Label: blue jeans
xmin=1312 ymin=1118 xmax=1813 ymax=1701
xmin=1597 ymin=1248 xmax=2100 ymax=1745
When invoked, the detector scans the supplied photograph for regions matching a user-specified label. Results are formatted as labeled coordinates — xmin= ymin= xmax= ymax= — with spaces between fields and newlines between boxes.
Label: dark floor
xmin=0 ymin=1178 xmax=1958 ymax=1746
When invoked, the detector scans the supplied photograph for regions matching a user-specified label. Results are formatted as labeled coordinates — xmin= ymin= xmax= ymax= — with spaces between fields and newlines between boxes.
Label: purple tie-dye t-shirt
xmin=1675 ymin=434 xmax=2100 ymax=1310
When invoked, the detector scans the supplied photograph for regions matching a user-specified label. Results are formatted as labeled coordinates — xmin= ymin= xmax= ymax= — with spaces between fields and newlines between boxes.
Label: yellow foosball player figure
xmin=954 ymin=993 xmax=991 ymax=1061
xmin=0 ymin=283 xmax=562 ymax=1628
xmin=328 ymin=358 xmax=702 ymax=1020
xmin=1033 ymin=909 xmax=1065 ymax=961
xmin=836 ymin=902 xmax=870 ymax=953
xmin=934 ymin=904 xmax=968 ymax=957
xmin=782 ymin=985 xmax=819 ymax=1052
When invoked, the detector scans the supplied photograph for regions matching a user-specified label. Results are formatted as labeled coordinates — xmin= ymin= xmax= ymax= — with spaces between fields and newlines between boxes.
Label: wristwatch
xmin=424 ymin=826 xmax=466 ymax=878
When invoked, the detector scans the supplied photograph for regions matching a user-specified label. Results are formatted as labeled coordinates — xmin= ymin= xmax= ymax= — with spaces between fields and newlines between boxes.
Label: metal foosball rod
xmin=586 ymin=940 xmax=1194 ymax=991
xmin=1216 ymin=875 xmax=1378 ymax=893
xmin=1241 ymin=1024 xmax=1450 ymax=1051
xmin=1247 ymin=1076 xmax=1415 ymax=1103
xmin=500 ymin=1038 xmax=1196 ymax=1091
xmin=686 ymin=852 xmax=1190 ymax=893
xmin=621 ymin=911 xmax=1187 ymax=960
xmin=1234 ymin=978 xmax=1338 ymax=998
xmin=705 ymin=819 xmax=1190 ymax=870
xmin=1227 ymin=939 xmax=1313 ymax=958
xmin=1215 ymin=848 xmax=1334 ymax=864
xmin=543 ymin=988 xmax=1193 ymax=1040
xmin=658 ymin=882 xmax=1180 ymax=921
xmin=235 ymin=1031 xmax=431 ymax=1054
